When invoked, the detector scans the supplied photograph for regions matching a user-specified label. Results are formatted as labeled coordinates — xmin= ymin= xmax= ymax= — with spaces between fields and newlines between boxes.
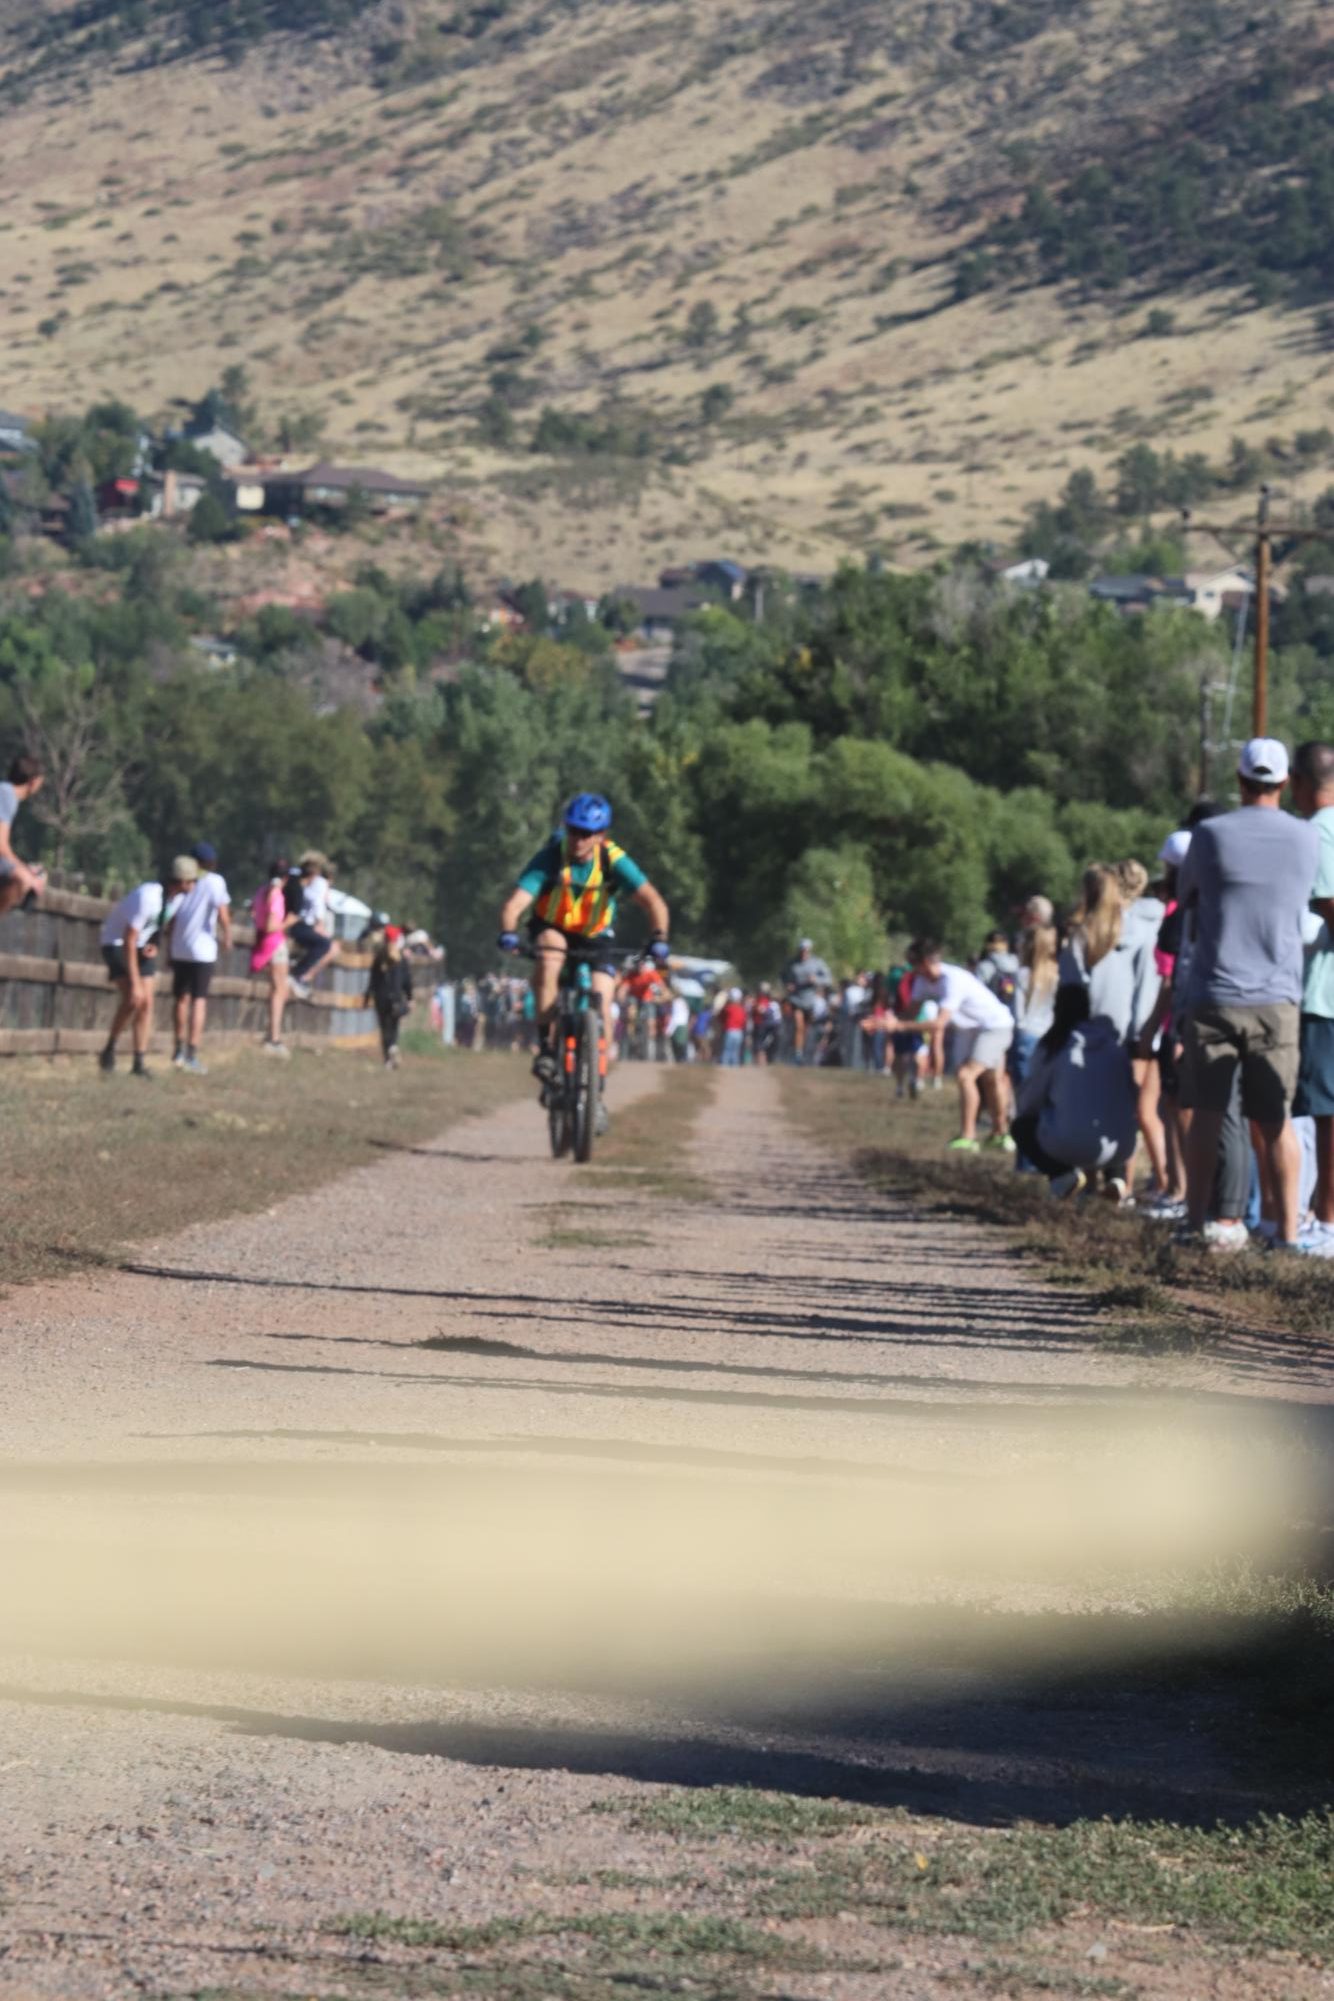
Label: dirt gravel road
xmin=1 ymin=1064 xmax=1330 ymax=2001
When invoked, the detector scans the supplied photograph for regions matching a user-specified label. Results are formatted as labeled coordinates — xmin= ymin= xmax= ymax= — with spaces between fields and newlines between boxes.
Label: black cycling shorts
xmin=527 ymin=919 xmax=619 ymax=978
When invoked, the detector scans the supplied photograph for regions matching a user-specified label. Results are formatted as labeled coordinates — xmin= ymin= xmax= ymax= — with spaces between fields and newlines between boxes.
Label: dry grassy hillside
xmin=1 ymin=0 xmax=1331 ymax=588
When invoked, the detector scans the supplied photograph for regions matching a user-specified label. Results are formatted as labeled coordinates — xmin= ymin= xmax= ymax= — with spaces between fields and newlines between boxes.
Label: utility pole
xmin=1254 ymin=486 xmax=1271 ymax=737
xmin=1182 ymin=488 xmax=1330 ymax=750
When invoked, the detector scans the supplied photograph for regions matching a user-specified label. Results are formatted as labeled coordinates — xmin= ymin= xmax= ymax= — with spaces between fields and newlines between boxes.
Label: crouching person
xmin=98 ymin=872 xmax=178 ymax=1077
xmin=1011 ymin=986 xmax=1138 ymax=1199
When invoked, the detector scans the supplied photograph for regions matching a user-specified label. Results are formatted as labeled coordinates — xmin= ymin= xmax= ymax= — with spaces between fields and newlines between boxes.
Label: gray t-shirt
xmin=1177 ymin=806 xmax=1318 ymax=1009
xmin=784 ymin=953 xmax=832 ymax=1003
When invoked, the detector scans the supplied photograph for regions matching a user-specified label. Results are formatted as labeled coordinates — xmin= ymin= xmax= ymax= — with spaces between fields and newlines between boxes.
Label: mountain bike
xmin=529 ymin=942 xmax=641 ymax=1164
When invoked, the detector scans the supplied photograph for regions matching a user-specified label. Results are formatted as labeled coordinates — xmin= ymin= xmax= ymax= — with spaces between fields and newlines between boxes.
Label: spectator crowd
xmin=7 ymin=726 xmax=1334 ymax=1254
xmin=510 ymin=735 xmax=1331 ymax=1258
xmin=0 ymin=756 xmax=441 ymax=1077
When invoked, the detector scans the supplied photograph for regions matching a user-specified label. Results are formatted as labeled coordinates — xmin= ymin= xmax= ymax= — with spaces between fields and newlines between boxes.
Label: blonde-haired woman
xmin=1116 ymin=857 xmax=1171 ymax=1200
xmin=1059 ymin=863 xmax=1161 ymax=1201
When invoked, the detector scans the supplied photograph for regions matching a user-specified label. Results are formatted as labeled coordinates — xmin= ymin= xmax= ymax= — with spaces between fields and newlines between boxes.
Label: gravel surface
xmin=1 ymin=1066 xmax=1330 ymax=2000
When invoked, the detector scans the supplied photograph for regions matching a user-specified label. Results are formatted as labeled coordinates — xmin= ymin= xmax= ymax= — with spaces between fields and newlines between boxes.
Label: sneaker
xmin=532 ymin=1049 xmax=558 ymax=1085
xmin=131 ymin=1059 xmax=151 ymax=1080
xmin=1049 ymin=1168 xmax=1087 ymax=1200
xmin=1201 ymin=1218 xmax=1249 ymax=1254
xmin=171 ymin=1047 xmax=186 ymax=1068
xmin=261 ymin=1039 xmax=291 ymax=1059
xmin=894 ymin=1084 xmax=905 ymax=1100
xmin=289 ymin=978 xmax=311 ymax=1000
xmin=984 ymin=1133 xmax=1017 ymax=1154
xmin=947 ymin=1136 xmax=980 ymax=1153
xmin=930 ymin=1076 xmax=943 ymax=1091
xmin=1298 ymin=1219 xmax=1334 ymax=1256
xmin=594 ymin=1098 xmax=610 ymax=1137
xmin=908 ymin=1075 xmax=921 ymax=1099
xmin=1101 ymin=1175 xmax=1130 ymax=1205
xmin=1144 ymin=1197 xmax=1187 ymax=1223
xmin=98 ymin=1046 xmax=115 ymax=1073
xmin=180 ymin=1054 xmax=208 ymax=1076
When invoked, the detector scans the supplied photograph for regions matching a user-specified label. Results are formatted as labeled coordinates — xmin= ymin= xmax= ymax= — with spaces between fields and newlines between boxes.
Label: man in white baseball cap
xmin=1175 ymin=737 xmax=1318 ymax=1249
xmin=1157 ymin=829 xmax=1192 ymax=873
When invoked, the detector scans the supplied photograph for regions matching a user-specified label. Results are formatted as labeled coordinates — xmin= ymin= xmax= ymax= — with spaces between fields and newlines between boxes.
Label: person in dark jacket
xmin=367 ymin=924 xmax=413 ymax=1068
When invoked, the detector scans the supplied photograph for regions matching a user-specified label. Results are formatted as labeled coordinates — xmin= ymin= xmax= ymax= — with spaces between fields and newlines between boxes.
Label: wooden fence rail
xmin=0 ymin=886 xmax=377 ymax=1057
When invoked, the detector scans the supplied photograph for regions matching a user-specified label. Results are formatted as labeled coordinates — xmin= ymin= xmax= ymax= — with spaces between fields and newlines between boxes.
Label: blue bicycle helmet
xmin=564 ymin=792 xmax=613 ymax=834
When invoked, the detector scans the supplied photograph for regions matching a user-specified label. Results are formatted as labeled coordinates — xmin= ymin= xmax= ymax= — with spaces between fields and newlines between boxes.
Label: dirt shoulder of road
xmin=780 ymin=1068 xmax=1334 ymax=1371
xmin=0 ymin=1039 xmax=528 ymax=1290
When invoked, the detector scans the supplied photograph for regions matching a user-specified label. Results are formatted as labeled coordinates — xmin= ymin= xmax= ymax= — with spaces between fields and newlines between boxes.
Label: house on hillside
xmin=1089 ymin=573 xmax=1193 ymax=616
xmin=184 ymin=421 xmax=250 ymax=468
xmin=618 ymin=583 xmax=714 ymax=642
xmin=144 ymin=468 xmax=208 ymax=519
xmin=1183 ymin=565 xmax=1279 ymax=622
xmin=694 ymin=558 xmax=747 ymax=601
xmin=0 ymin=408 xmax=33 ymax=455
xmin=95 ymin=476 xmax=141 ymax=519
xmin=1000 ymin=557 xmax=1051 ymax=588
xmin=261 ymin=462 xmax=432 ymax=517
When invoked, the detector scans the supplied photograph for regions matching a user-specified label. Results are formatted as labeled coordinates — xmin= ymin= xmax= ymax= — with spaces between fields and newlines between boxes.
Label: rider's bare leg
xmin=591 ymin=969 xmax=616 ymax=1050
xmin=532 ymin=928 xmax=567 ymax=1043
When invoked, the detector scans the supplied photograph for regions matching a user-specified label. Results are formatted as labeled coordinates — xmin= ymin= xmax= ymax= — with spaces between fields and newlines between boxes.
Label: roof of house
xmin=622 ymin=584 xmax=714 ymax=622
xmin=290 ymin=461 xmax=431 ymax=496
xmin=697 ymin=558 xmax=746 ymax=583
xmin=1090 ymin=573 xmax=1191 ymax=601
xmin=0 ymin=407 xmax=31 ymax=433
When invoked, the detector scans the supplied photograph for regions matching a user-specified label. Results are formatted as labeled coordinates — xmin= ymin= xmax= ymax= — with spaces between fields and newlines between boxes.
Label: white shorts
xmin=954 ymin=1022 xmax=1014 ymax=1072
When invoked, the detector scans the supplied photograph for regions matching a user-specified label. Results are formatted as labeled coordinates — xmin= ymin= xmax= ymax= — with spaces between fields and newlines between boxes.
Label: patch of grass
xmin=537 ymin=1225 xmax=652 ymax=1250
xmin=0 ymin=1047 xmax=525 ymax=1289
xmin=583 ymin=1063 xmax=716 ymax=1200
xmin=596 ymin=1774 xmax=1334 ymax=1960
xmin=752 ymin=1811 xmax=1334 ymax=1956
xmin=599 ymin=1784 xmax=882 ymax=1844
xmin=324 ymin=1906 xmax=812 ymax=1974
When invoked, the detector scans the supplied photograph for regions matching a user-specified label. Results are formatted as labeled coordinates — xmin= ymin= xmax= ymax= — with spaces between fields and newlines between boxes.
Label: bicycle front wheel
xmin=573 ymin=1009 xmax=600 ymax=1163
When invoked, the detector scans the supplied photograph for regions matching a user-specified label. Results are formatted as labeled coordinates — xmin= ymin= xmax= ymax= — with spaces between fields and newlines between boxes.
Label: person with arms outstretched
xmin=497 ymin=794 xmax=669 ymax=1126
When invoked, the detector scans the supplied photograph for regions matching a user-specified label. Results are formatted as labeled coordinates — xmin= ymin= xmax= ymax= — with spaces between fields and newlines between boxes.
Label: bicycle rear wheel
xmin=573 ymin=1009 xmax=600 ymax=1163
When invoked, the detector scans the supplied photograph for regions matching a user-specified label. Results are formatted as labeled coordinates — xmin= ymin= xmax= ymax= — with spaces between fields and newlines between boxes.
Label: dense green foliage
xmin=12 ymin=526 xmax=1327 ymax=976
xmin=956 ymin=54 xmax=1334 ymax=307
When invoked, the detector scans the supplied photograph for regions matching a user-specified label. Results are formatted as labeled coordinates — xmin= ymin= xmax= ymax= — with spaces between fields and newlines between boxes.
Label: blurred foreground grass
xmin=0 ymin=1040 xmax=526 ymax=1289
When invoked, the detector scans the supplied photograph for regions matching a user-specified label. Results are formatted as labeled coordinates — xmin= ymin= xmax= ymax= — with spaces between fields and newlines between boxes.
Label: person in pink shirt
xmin=250 ymin=856 xmax=294 ymax=1057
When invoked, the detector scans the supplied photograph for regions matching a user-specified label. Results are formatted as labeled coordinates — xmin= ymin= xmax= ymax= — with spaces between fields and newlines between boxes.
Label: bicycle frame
xmin=525 ymin=940 xmax=645 ymax=1163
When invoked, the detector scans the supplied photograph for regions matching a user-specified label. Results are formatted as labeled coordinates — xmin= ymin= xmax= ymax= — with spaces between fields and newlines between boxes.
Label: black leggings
xmin=376 ymin=1002 xmax=401 ymax=1058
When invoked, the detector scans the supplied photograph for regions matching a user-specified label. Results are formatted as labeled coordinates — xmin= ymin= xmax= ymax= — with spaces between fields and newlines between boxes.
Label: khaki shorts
xmin=1180 ymin=1002 xmax=1299 ymax=1126
xmin=953 ymin=1021 xmax=1014 ymax=1073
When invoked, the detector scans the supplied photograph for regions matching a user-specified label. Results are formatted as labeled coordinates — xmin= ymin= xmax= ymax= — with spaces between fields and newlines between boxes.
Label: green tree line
xmin=12 ymin=539 xmax=1334 ymax=976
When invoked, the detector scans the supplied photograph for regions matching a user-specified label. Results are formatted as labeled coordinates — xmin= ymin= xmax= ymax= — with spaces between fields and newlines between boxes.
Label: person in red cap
xmin=367 ymin=923 xmax=414 ymax=1069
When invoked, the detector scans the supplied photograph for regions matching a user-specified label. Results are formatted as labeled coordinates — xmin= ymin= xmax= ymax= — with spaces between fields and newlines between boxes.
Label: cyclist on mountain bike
xmin=496 ymin=793 xmax=670 ymax=1093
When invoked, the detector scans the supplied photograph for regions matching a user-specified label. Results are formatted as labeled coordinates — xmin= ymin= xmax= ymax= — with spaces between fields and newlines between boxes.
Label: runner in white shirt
xmin=97 ymin=874 xmax=175 ymax=1077
xmin=907 ymin=942 xmax=1015 ymax=1153
xmin=163 ymin=843 xmax=232 ymax=1075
